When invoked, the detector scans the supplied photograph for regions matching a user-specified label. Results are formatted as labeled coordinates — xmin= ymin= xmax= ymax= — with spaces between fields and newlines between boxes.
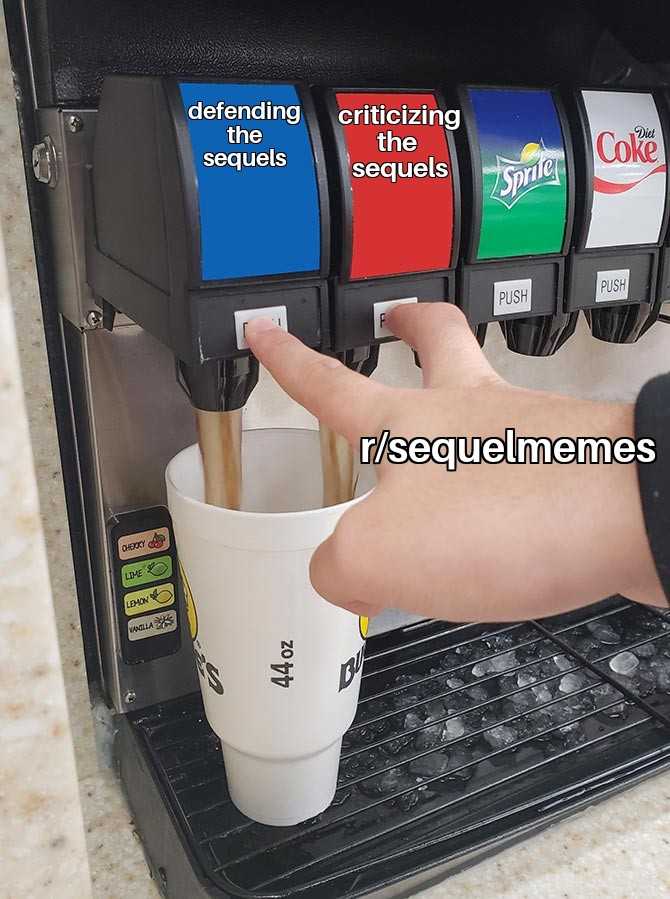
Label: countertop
xmin=3 ymin=10 xmax=670 ymax=898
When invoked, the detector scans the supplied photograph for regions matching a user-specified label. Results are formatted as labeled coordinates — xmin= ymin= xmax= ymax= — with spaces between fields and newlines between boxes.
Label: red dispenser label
xmin=334 ymin=92 xmax=455 ymax=280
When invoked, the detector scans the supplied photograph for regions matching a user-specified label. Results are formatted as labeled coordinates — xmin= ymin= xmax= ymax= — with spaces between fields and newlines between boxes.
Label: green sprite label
xmin=468 ymin=88 xmax=568 ymax=260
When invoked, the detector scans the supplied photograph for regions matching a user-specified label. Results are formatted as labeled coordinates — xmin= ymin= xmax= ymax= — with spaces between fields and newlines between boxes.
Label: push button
xmin=234 ymin=305 xmax=288 ymax=350
xmin=493 ymin=279 xmax=532 ymax=316
xmin=373 ymin=298 xmax=418 ymax=339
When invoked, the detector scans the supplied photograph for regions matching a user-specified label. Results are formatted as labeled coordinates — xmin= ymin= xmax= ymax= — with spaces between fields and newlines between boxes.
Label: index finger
xmin=244 ymin=319 xmax=389 ymax=444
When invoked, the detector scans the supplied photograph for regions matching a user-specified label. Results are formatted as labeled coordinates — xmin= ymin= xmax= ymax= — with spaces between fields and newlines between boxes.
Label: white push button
xmin=373 ymin=297 xmax=418 ymax=339
xmin=493 ymin=278 xmax=532 ymax=316
xmin=595 ymin=269 xmax=630 ymax=303
xmin=234 ymin=305 xmax=288 ymax=350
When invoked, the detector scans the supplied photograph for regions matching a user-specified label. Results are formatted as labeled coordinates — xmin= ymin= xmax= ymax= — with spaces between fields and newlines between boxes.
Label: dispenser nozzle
xmin=177 ymin=356 xmax=259 ymax=412
xmin=335 ymin=345 xmax=380 ymax=378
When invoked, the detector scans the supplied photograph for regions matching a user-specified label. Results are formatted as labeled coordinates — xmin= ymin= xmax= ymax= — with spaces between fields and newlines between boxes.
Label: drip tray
xmin=117 ymin=596 xmax=670 ymax=898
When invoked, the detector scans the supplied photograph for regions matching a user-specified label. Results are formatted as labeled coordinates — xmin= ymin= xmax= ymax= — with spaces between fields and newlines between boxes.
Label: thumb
xmin=310 ymin=497 xmax=386 ymax=618
xmin=386 ymin=302 xmax=500 ymax=389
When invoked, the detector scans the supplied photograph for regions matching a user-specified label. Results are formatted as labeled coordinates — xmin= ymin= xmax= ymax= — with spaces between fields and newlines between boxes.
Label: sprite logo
xmin=490 ymin=140 xmax=560 ymax=210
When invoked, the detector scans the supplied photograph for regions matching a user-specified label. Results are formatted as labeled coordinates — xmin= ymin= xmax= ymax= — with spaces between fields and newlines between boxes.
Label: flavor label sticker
xmin=179 ymin=83 xmax=321 ymax=281
xmin=493 ymin=278 xmax=532 ymax=316
xmin=334 ymin=92 xmax=456 ymax=279
xmin=468 ymin=88 xmax=568 ymax=260
xmin=121 ymin=554 xmax=172 ymax=588
xmin=128 ymin=609 xmax=178 ymax=640
xmin=123 ymin=583 xmax=176 ymax=617
xmin=117 ymin=527 xmax=170 ymax=560
xmin=595 ymin=268 xmax=630 ymax=303
xmin=582 ymin=90 xmax=667 ymax=249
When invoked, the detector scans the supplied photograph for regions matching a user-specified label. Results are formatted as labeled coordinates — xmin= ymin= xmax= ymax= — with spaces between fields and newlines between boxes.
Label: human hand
xmin=245 ymin=303 xmax=665 ymax=622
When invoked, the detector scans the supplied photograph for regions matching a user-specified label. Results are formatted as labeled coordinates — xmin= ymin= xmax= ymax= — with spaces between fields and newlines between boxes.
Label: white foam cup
xmin=166 ymin=428 xmax=374 ymax=826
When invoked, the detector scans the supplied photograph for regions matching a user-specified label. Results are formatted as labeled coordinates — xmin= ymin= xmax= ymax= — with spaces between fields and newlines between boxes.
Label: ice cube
xmin=517 ymin=670 xmax=538 ymax=688
xmin=557 ymin=722 xmax=586 ymax=746
xmin=446 ymin=748 xmax=475 ymax=782
xmin=443 ymin=716 xmax=466 ymax=740
xmin=509 ymin=690 xmax=535 ymax=710
xmin=649 ymin=656 xmax=670 ymax=691
xmin=446 ymin=676 xmax=466 ymax=690
xmin=483 ymin=724 xmax=517 ymax=750
xmin=635 ymin=642 xmax=657 ymax=659
xmin=409 ymin=752 xmax=450 ymax=778
xmin=382 ymin=735 xmax=413 ymax=756
xmin=414 ymin=718 xmax=445 ymax=751
xmin=466 ymin=686 xmax=489 ymax=703
xmin=424 ymin=700 xmax=446 ymax=719
xmin=531 ymin=683 xmax=553 ymax=704
xmin=490 ymin=651 xmax=518 ymax=673
xmin=554 ymin=654 xmax=573 ymax=671
xmin=586 ymin=620 xmax=621 ymax=645
xmin=472 ymin=660 xmax=492 ymax=678
xmin=558 ymin=672 xmax=586 ymax=693
xmin=403 ymin=711 xmax=424 ymax=731
xmin=396 ymin=790 xmax=421 ymax=811
xmin=609 ymin=651 xmax=640 ymax=677
xmin=485 ymin=632 xmax=515 ymax=652
xmin=358 ymin=767 xmax=410 ymax=797
xmin=592 ymin=683 xmax=619 ymax=702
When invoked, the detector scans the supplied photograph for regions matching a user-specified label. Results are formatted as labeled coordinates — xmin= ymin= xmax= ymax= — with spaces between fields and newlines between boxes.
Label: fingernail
xmin=245 ymin=317 xmax=277 ymax=336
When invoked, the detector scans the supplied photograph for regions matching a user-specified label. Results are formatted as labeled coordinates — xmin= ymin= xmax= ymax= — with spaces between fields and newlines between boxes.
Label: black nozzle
xmin=177 ymin=356 xmax=259 ymax=411
xmin=336 ymin=345 xmax=380 ymax=378
xmin=500 ymin=312 xmax=578 ymax=357
xmin=586 ymin=304 xmax=657 ymax=344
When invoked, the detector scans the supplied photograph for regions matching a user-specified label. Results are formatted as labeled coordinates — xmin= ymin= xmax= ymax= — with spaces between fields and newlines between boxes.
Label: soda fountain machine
xmin=8 ymin=0 xmax=670 ymax=895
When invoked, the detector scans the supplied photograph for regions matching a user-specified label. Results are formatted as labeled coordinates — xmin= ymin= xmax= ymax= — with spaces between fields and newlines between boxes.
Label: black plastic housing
xmin=87 ymin=75 xmax=331 ymax=409
xmin=566 ymin=87 xmax=670 ymax=344
xmin=455 ymin=85 xmax=577 ymax=356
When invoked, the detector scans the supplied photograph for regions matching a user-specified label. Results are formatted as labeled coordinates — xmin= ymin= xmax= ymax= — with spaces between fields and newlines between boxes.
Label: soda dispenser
xmin=457 ymin=86 xmax=576 ymax=354
xmin=88 ymin=76 xmax=330 ymax=411
xmin=319 ymin=89 xmax=460 ymax=357
xmin=13 ymin=0 xmax=670 ymax=885
xmin=567 ymin=88 xmax=669 ymax=343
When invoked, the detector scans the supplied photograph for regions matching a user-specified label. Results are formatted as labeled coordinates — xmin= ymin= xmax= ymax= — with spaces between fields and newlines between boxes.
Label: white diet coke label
xmin=582 ymin=90 xmax=667 ymax=249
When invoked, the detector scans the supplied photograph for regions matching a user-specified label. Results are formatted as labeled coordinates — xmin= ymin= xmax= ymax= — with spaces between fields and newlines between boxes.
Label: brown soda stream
xmin=196 ymin=409 xmax=243 ymax=510
xmin=319 ymin=423 xmax=358 ymax=507
xmin=196 ymin=411 xmax=355 ymax=511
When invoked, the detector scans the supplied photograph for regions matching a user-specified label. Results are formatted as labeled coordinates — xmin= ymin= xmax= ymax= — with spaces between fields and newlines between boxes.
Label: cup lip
xmin=165 ymin=428 xmax=375 ymax=521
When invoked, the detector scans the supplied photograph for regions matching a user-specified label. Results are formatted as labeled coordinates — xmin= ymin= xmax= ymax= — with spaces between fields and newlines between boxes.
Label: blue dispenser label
xmin=179 ymin=83 xmax=321 ymax=281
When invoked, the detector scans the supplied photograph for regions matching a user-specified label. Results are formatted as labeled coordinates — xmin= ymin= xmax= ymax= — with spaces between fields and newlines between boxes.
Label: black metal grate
xmin=129 ymin=596 xmax=670 ymax=898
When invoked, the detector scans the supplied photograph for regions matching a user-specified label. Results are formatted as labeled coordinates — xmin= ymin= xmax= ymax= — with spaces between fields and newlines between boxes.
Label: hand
xmin=245 ymin=304 xmax=665 ymax=622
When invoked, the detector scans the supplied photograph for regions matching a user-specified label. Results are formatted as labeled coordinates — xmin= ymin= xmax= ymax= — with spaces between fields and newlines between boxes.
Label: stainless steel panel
xmin=35 ymin=108 xmax=133 ymax=330
xmin=79 ymin=324 xmax=200 ymax=711
xmin=35 ymin=108 xmax=97 ymax=329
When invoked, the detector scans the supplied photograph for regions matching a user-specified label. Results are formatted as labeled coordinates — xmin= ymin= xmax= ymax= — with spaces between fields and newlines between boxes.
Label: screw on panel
xmin=124 ymin=690 xmax=137 ymax=705
xmin=31 ymin=136 xmax=58 ymax=188
xmin=67 ymin=114 xmax=84 ymax=133
xmin=85 ymin=309 xmax=103 ymax=329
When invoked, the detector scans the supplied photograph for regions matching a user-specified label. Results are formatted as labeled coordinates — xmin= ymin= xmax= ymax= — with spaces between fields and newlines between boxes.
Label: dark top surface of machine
xmin=19 ymin=0 xmax=608 ymax=108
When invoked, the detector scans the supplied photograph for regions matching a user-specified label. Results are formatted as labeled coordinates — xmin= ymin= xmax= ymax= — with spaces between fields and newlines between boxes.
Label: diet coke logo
xmin=596 ymin=125 xmax=658 ymax=165
xmin=594 ymin=124 xmax=666 ymax=195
